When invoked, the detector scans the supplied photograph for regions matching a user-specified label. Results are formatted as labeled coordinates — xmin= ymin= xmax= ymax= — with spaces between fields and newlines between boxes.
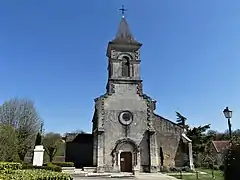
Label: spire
xmin=111 ymin=6 xmax=141 ymax=46
xmin=115 ymin=17 xmax=134 ymax=40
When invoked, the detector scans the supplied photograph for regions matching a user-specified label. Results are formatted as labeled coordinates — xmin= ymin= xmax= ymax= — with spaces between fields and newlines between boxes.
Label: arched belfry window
xmin=122 ymin=56 xmax=130 ymax=77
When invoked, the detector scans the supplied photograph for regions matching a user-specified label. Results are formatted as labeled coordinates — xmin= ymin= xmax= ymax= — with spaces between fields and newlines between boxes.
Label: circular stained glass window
xmin=119 ymin=111 xmax=133 ymax=126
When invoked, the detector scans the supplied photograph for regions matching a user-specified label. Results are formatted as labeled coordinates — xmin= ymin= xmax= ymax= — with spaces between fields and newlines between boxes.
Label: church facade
xmin=90 ymin=16 xmax=194 ymax=173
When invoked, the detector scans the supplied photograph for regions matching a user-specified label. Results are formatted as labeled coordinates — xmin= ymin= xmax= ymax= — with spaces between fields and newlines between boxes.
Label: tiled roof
xmin=212 ymin=140 xmax=230 ymax=153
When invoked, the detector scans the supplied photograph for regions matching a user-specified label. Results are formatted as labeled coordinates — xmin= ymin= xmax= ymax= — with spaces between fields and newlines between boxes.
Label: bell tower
xmin=92 ymin=6 xmax=161 ymax=173
xmin=106 ymin=11 xmax=143 ymax=94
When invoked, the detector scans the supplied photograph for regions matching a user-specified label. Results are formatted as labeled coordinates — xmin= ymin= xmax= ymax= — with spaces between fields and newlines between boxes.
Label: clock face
xmin=118 ymin=111 xmax=133 ymax=126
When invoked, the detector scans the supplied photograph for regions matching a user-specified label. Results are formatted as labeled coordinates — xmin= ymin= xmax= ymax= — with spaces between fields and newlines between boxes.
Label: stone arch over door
xmin=111 ymin=138 xmax=140 ymax=172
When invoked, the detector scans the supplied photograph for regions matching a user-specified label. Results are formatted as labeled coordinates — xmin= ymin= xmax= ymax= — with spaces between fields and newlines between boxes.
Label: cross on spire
xmin=119 ymin=5 xmax=127 ymax=17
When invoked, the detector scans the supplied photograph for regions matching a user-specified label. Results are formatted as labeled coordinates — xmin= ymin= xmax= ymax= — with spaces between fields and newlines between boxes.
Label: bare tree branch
xmin=0 ymin=98 xmax=41 ymax=161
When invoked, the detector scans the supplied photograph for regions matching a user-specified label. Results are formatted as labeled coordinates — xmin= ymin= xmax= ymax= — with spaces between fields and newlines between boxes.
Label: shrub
xmin=169 ymin=166 xmax=194 ymax=173
xmin=45 ymin=163 xmax=62 ymax=172
xmin=219 ymin=164 xmax=224 ymax=171
xmin=0 ymin=169 xmax=73 ymax=180
xmin=181 ymin=166 xmax=191 ymax=172
xmin=22 ymin=162 xmax=61 ymax=172
xmin=0 ymin=162 xmax=22 ymax=170
xmin=160 ymin=165 xmax=170 ymax=172
xmin=208 ymin=163 xmax=219 ymax=170
xmin=169 ymin=166 xmax=180 ymax=172
xmin=52 ymin=162 xmax=74 ymax=167
xmin=224 ymin=142 xmax=240 ymax=180
xmin=21 ymin=163 xmax=34 ymax=170
xmin=213 ymin=165 xmax=219 ymax=170
xmin=193 ymin=161 xmax=200 ymax=168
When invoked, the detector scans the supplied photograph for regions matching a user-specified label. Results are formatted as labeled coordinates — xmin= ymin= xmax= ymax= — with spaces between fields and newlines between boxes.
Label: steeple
xmin=105 ymin=7 xmax=143 ymax=94
xmin=111 ymin=16 xmax=141 ymax=46
xmin=110 ymin=7 xmax=141 ymax=46
xmin=115 ymin=17 xmax=133 ymax=40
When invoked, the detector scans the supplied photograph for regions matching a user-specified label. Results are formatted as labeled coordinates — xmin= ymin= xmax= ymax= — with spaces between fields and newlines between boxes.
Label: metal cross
xmin=119 ymin=5 xmax=127 ymax=16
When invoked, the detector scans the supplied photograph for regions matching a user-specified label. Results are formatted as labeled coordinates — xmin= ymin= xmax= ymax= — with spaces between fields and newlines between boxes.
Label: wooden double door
xmin=120 ymin=152 xmax=132 ymax=172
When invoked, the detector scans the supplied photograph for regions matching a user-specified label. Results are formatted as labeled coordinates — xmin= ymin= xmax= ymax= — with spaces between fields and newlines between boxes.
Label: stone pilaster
xmin=112 ymin=151 xmax=119 ymax=172
xmin=97 ymin=132 xmax=105 ymax=172
xmin=93 ymin=133 xmax=97 ymax=166
xmin=133 ymin=150 xmax=141 ymax=175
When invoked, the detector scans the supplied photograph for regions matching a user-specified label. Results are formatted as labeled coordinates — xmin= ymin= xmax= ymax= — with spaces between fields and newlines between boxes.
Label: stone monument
xmin=33 ymin=123 xmax=44 ymax=166
xmin=33 ymin=145 xmax=45 ymax=166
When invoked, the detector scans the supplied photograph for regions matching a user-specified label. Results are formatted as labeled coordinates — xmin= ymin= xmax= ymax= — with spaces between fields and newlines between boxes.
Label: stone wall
xmin=153 ymin=115 xmax=183 ymax=167
xmin=101 ymin=83 xmax=149 ymax=171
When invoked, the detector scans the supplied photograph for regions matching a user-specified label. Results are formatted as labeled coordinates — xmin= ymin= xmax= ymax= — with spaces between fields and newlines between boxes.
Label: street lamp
xmin=223 ymin=107 xmax=232 ymax=139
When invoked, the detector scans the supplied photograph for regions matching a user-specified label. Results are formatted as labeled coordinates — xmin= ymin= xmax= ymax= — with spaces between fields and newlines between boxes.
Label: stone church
xmin=65 ymin=15 xmax=194 ymax=173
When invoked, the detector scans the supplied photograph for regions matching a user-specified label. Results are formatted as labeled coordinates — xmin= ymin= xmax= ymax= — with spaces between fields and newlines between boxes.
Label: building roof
xmin=154 ymin=113 xmax=181 ymax=127
xmin=64 ymin=132 xmax=92 ymax=142
xmin=212 ymin=140 xmax=230 ymax=153
xmin=111 ymin=17 xmax=141 ymax=46
xmin=116 ymin=17 xmax=133 ymax=40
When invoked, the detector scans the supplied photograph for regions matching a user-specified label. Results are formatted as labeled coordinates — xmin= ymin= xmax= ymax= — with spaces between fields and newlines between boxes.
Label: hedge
xmin=22 ymin=162 xmax=74 ymax=171
xmin=51 ymin=162 xmax=74 ymax=167
xmin=0 ymin=169 xmax=73 ymax=180
xmin=0 ymin=162 xmax=22 ymax=170
xmin=22 ymin=162 xmax=62 ymax=172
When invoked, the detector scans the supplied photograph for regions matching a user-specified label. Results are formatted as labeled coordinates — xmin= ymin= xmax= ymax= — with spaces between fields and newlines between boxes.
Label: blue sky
xmin=0 ymin=0 xmax=240 ymax=134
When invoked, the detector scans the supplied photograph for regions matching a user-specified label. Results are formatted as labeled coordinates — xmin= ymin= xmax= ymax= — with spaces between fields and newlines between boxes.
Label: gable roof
xmin=212 ymin=140 xmax=230 ymax=153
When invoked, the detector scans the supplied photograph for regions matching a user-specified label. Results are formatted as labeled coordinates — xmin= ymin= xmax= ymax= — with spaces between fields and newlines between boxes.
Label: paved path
xmin=73 ymin=173 xmax=178 ymax=180
xmin=136 ymin=173 xmax=178 ymax=180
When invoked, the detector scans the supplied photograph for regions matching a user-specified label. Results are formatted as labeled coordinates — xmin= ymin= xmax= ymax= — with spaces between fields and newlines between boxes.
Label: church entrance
xmin=120 ymin=152 xmax=132 ymax=172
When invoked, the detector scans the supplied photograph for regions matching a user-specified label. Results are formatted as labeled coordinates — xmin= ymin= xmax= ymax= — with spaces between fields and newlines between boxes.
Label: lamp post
xmin=223 ymin=107 xmax=232 ymax=139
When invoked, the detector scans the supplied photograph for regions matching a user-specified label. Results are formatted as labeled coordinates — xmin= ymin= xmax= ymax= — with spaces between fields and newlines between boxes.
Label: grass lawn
xmin=168 ymin=168 xmax=224 ymax=180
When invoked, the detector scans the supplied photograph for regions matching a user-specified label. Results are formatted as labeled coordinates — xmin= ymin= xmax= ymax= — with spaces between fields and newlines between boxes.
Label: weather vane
xmin=119 ymin=5 xmax=127 ymax=17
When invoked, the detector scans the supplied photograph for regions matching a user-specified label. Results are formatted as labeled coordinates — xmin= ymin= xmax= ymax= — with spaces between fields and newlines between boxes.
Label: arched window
xmin=122 ymin=56 xmax=130 ymax=77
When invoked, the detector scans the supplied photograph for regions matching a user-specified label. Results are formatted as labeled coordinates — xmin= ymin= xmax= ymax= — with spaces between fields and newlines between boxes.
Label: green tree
xmin=224 ymin=137 xmax=240 ymax=180
xmin=43 ymin=132 xmax=63 ymax=162
xmin=0 ymin=98 xmax=41 ymax=161
xmin=176 ymin=112 xmax=187 ymax=126
xmin=187 ymin=124 xmax=212 ymax=166
xmin=175 ymin=112 xmax=213 ymax=166
xmin=176 ymin=112 xmax=189 ymax=130
xmin=0 ymin=124 xmax=19 ymax=161
xmin=187 ymin=124 xmax=211 ymax=153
